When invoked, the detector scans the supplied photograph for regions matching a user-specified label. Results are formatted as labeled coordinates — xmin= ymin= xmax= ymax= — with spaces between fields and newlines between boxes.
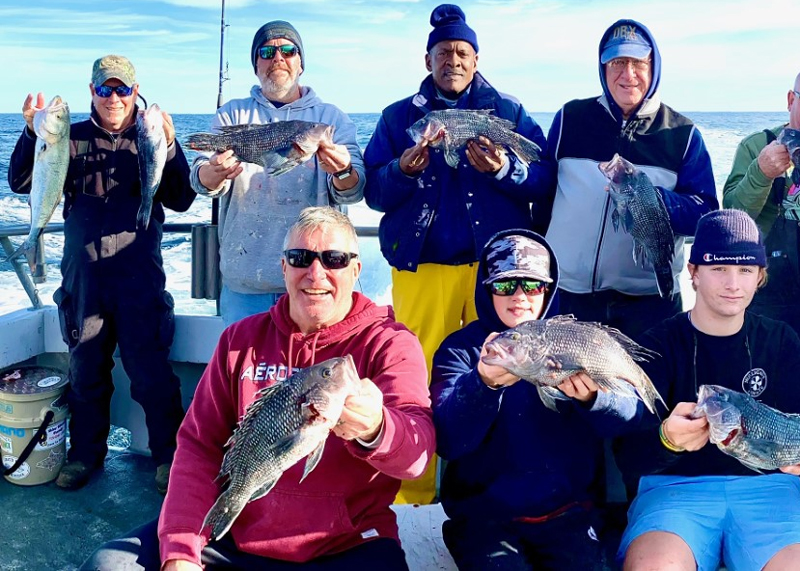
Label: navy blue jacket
xmin=430 ymin=229 xmax=640 ymax=521
xmin=364 ymin=73 xmax=555 ymax=271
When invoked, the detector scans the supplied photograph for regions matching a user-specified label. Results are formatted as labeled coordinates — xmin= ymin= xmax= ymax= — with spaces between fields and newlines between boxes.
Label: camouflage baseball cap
xmin=482 ymin=235 xmax=553 ymax=284
xmin=92 ymin=55 xmax=136 ymax=87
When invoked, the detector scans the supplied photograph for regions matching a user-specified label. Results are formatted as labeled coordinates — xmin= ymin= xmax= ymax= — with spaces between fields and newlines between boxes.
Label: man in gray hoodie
xmin=192 ymin=20 xmax=365 ymax=326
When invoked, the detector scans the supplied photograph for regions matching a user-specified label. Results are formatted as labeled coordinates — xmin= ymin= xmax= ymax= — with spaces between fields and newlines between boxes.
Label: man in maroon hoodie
xmin=80 ymin=207 xmax=434 ymax=570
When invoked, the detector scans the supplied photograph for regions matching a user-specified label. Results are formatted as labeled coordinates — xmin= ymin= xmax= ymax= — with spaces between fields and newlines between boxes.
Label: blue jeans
xmin=220 ymin=285 xmax=283 ymax=327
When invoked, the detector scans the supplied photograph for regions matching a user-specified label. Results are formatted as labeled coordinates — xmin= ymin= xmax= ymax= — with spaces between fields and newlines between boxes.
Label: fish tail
xmin=186 ymin=133 xmax=224 ymax=152
xmin=655 ymin=265 xmax=674 ymax=298
xmin=137 ymin=196 xmax=153 ymax=230
xmin=202 ymin=489 xmax=248 ymax=541
xmin=511 ymin=137 xmax=542 ymax=164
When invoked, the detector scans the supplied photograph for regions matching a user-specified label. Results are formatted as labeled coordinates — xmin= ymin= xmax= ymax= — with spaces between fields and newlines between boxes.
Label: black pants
xmin=55 ymin=280 xmax=184 ymax=466
xmin=442 ymin=507 xmax=606 ymax=570
xmin=80 ymin=518 xmax=410 ymax=570
xmin=557 ymin=289 xmax=682 ymax=342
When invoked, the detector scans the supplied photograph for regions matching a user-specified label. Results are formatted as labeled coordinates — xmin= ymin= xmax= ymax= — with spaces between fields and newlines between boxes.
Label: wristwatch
xmin=333 ymin=164 xmax=353 ymax=181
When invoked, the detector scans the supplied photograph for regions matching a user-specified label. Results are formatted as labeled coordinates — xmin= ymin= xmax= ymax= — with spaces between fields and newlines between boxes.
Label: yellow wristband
xmin=659 ymin=420 xmax=686 ymax=453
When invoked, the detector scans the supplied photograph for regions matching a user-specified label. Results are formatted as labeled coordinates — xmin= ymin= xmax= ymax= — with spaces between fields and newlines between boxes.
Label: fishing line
xmin=689 ymin=311 xmax=753 ymax=396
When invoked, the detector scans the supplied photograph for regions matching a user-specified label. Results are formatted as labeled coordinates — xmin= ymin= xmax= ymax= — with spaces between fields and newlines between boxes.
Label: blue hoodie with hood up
xmin=544 ymin=19 xmax=718 ymax=297
xmin=430 ymin=229 xmax=640 ymax=521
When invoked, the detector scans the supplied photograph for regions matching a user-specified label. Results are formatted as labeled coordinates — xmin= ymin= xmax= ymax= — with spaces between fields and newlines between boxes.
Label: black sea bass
xmin=482 ymin=315 xmax=664 ymax=414
xmin=203 ymin=356 xmax=361 ymax=540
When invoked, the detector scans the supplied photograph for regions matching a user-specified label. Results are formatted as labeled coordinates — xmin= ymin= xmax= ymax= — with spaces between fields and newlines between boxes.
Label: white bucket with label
xmin=0 ymin=366 xmax=69 ymax=486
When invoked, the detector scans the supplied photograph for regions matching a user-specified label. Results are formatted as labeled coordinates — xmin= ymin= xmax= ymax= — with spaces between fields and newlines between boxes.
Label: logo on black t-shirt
xmin=742 ymin=368 xmax=767 ymax=397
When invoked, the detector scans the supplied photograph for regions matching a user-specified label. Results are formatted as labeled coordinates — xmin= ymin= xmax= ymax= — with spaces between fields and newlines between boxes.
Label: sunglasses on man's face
xmin=259 ymin=45 xmax=299 ymax=60
xmin=94 ymin=84 xmax=134 ymax=98
xmin=283 ymin=249 xmax=358 ymax=270
xmin=488 ymin=279 xmax=548 ymax=297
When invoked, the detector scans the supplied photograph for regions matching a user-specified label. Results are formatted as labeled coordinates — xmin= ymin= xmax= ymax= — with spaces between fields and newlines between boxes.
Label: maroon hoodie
xmin=159 ymin=293 xmax=433 ymax=565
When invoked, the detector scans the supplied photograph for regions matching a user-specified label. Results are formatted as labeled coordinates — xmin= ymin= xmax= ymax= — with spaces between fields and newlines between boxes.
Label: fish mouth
xmin=482 ymin=342 xmax=507 ymax=365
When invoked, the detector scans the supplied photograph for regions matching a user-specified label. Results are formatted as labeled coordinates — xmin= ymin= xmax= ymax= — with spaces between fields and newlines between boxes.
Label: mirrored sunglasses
xmin=94 ymin=84 xmax=134 ymax=98
xmin=259 ymin=45 xmax=299 ymax=60
xmin=488 ymin=279 xmax=548 ymax=296
xmin=283 ymin=249 xmax=358 ymax=270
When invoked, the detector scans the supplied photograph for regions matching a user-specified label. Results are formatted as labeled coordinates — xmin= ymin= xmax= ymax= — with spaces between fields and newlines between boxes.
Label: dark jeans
xmin=80 ymin=518 xmax=409 ymax=570
xmin=55 ymin=282 xmax=184 ymax=466
xmin=442 ymin=507 xmax=606 ymax=571
xmin=557 ymin=289 xmax=682 ymax=342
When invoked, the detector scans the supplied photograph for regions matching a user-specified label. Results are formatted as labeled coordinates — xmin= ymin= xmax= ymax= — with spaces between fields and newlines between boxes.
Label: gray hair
xmin=282 ymin=207 xmax=359 ymax=252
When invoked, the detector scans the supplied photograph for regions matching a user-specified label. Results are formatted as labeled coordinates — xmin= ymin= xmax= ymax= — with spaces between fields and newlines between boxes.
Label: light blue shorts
xmin=220 ymin=286 xmax=283 ymax=327
xmin=618 ymin=473 xmax=800 ymax=571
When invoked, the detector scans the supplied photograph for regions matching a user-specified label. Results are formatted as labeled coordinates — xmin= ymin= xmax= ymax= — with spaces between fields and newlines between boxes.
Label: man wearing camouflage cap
xmin=192 ymin=20 xmax=365 ymax=327
xmin=431 ymin=229 xmax=638 ymax=569
xmin=8 ymin=54 xmax=195 ymax=493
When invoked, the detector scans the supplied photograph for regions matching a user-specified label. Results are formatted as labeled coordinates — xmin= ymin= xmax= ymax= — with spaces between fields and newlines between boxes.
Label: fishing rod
xmin=216 ymin=0 xmax=229 ymax=111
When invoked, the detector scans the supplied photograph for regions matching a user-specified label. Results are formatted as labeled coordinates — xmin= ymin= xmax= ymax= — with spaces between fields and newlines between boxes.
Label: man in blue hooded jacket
xmin=363 ymin=3 xmax=554 ymax=503
xmin=545 ymin=19 xmax=718 ymax=340
xmin=431 ymin=229 xmax=640 ymax=569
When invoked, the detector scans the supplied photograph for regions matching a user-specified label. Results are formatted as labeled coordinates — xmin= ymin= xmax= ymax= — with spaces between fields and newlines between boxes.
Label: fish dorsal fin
xmin=300 ymin=440 xmax=327 ymax=483
xmin=486 ymin=114 xmax=517 ymax=131
xmin=217 ymin=123 xmax=263 ymax=135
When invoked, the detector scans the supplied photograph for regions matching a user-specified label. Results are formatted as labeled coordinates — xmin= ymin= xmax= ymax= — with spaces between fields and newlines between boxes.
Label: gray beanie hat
xmin=251 ymin=21 xmax=304 ymax=72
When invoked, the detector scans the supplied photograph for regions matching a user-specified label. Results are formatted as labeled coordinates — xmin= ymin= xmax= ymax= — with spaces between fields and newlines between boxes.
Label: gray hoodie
xmin=190 ymin=85 xmax=364 ymax=293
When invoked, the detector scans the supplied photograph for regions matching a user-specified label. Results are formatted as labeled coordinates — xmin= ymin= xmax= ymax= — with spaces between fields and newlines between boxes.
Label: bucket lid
xmin=0 ymin=366 xmax=68 ymax=400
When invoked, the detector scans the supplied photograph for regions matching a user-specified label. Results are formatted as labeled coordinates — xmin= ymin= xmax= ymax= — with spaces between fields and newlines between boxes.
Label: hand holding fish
xmin=333 ymin=377 xmax=384 ymax=443
xmin=466 ymin=136 xmax=506 ymax=174
xmin=757 ymin=141 xmax=792 ymax=179
xmin=663 ymin=402 xmax=709 ymax=452
xmin=161 ymin=110 xmax=176 ymax=146
xmin=556 ymin=372 xmax=605 ymax=403
xmin=198 ymin=149 xmax=244 ymax=191
xmin=779 ymin=463 xmax=800 ymax=476
xmin=315 ymin=139 xmax=351 ymax=174
xmin=399 ymin=139 xmax=431 ymax=175
xmin=162 ymin=559 xmax=201 ymax=571
xmin=22 ymin=92 xmax=46 ymax=133
xmin=477 ymin=333 xmax=521 ymax=389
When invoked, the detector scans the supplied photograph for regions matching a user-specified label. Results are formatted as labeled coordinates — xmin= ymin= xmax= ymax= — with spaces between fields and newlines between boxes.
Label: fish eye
xmin=321 ymin=368 xmax=332 ymax=379
xmin=510 ymin=332 xmax=521 ymax=341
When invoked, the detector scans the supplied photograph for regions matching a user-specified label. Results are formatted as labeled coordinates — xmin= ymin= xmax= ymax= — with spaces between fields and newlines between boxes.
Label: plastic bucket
xmin=0 ymin=366 xmax=69 ymax=486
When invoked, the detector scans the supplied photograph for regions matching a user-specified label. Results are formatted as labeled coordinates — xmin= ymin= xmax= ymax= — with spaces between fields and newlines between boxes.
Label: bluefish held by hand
xmin=482 ymin=315 xmax=664 ymax=414
xmin=187 ymin=120 xmax=334 ymax=177
xmin=599 ymin=154 xmax=675 ymax=298
xmin=135 ymin=104 xmax=167 ymax=230
xmin=7 ymin=96 xmax=71 ymax=282
xmin=406 ymin=109 xmax=541 ymax=169
xmin=692 ymin=384 xmax=800 ymax=472
xmin=202 ymin=355 xmax=361 ymax=541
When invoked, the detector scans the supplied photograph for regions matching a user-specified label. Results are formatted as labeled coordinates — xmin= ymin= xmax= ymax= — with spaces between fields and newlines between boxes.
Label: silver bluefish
xmin=407 ymin=109 xmax=541 ymax=168
xmin=692 ymin=384 xmax=800 ymax=472
xmin=778 ymin=127 xmax=800 ymax=168
xmin=482 ymin=315 xmax=664 ymax=414
xmin=599 ymin=154 xmax=675 ymax=298
xmin=187 ymin=120 xmax=334 ymax=177
xmin=7 ymin=96 xmax=71 ymax=281
xmin=202 ymin=355 xmax=361 ymax=540
xmin=135 ymin=104 xmax=167 ymax=230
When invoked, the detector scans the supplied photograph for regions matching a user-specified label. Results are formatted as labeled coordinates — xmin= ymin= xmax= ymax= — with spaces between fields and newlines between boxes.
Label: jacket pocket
xmin=53 ymin=287 xmax=80 ymax=348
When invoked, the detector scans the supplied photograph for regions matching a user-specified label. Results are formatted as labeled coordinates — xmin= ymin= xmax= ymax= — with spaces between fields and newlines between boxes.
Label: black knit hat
xmin=689 ymin=210 xmax=766 ymax=267
xmin=426 ymin=4 xmax=478 ymax=53
xmin=251 ymin=21 xmax=304 ymax=72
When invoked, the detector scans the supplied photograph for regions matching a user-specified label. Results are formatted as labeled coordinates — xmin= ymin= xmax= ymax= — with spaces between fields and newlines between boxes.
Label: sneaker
xmin=55 ymin=461 xmax=96 ymax=490
xmin=155 ymin=462 xmax=171 ymax=494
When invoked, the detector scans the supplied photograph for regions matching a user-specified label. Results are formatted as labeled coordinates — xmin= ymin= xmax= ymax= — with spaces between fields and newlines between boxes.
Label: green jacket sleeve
xmin=722 ymin=125 xmax=785 ymax=235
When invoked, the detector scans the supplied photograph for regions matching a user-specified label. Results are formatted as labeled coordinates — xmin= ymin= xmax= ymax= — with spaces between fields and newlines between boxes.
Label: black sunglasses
xmin=488 ymin=279 xmax=548 ymax=296
xmin=283 ymin=249 xmax=358 ymax=270
xmin=259 ymin=45 xmax=299 ymax=60
xmin=94 ymin=84 xmax=134 ymax=98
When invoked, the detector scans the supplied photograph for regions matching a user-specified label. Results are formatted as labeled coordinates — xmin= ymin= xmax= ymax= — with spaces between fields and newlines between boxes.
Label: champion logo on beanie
xmin=689 ymin=209 xmax=767 ymax=267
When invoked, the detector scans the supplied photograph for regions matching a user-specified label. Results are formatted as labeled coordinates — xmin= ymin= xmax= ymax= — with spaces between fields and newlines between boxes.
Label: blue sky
xmin=1 ymin=0 xmax=796 ymax=115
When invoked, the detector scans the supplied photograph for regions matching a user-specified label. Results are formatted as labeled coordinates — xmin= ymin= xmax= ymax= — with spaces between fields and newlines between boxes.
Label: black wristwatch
xmin=333 ymin=164 xmax=353 ymax=180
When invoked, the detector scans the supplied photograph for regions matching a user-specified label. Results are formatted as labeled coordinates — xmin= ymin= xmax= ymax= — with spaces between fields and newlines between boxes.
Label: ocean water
xmin=0 ymin=110 xmax=787 ymax=315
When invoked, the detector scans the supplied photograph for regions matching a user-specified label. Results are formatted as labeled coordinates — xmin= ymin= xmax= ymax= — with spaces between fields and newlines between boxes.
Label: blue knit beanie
xmin=251 ymin=21 xmax=304 ymax=72
xmin=689 ymin=210 xmax=766 ymax=267
xmin=426 ymin=4 xmax=479 ymax=53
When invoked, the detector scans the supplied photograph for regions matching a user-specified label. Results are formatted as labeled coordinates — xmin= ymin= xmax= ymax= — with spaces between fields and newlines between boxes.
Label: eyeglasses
xmin=283 ymin=249 xmax=358 ymax=270
xmin=488 ymin=279 xmax=548 ymax=297
xmin=259 ymin=45 xmax=299 ymax=60
xmin=793 ymin=90 xmax=800 ymax=100
xmin=94 ymin=84 xmax=135 ymax=98
xmin=607 ymin=58 xmax=651 ymax=72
